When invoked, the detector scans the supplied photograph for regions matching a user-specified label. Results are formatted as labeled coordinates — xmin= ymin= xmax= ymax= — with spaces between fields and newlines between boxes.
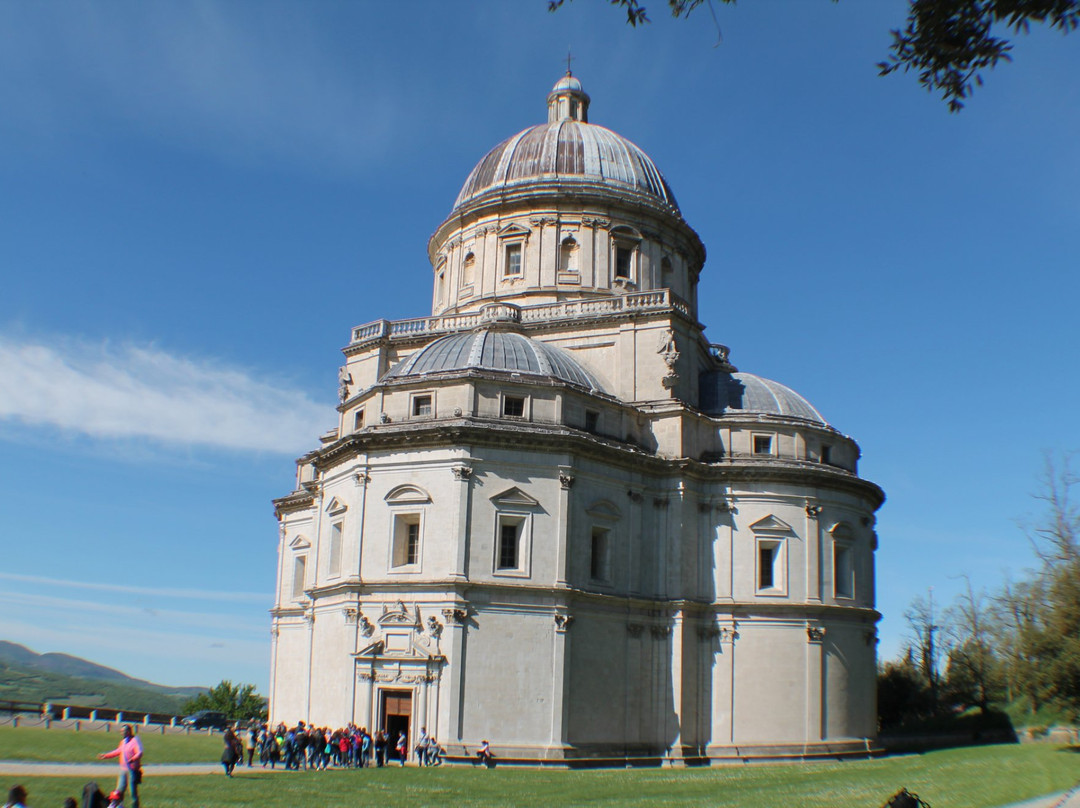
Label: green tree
xmin=878 ymin=656 xmax=934 ymax=729
xmin=548 ymin=0 xmax=1080 ymax=111
xmin=943 ymin=577 xmax=1005 ymax=713
xmin=1015 ymin=453 xmax=1080 ymax=718
xmin=182 ymin=680 xmax=267 ymax=721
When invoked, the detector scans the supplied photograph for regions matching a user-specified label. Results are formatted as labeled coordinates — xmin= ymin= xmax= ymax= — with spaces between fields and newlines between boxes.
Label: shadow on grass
xmin=880 ymin=709 xmax=1018 ymax=754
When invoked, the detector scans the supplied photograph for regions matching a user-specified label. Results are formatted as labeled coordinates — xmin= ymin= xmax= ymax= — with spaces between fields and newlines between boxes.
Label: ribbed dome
xmin=453 ymin=121 xmax=679 ymax=213
xmin=699 ymin=371 xmax=827 ymax=425
xmin=382 ymin=329 xmax=606 ymax=394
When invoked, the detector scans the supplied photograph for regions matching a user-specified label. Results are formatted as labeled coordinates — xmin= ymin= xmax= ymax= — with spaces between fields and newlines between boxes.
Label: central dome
xmin=453 ymin=74 xmax=679 ymax=214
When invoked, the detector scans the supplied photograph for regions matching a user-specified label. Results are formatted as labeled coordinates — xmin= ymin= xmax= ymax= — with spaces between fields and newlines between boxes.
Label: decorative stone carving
xmin=807 ymin=626 xmax=826 ymax=642
xmin=581 ymin=216 xmax=611 ymax=229
xmin=338 ymin=366 xmax=352 ymax=403
xmin=354 ymin=472 xmax=370 ymax=487
xmin=427 ymin=615 xmax=443 ymax=639
xmin=442 ymin=608 xmax=468 ymax=625
xmin=380 ymin=601 xmax=421 ymax=626
xmin=718 ymin=626 xmax=738 ymax=643
xmin=697 ymin=624 xmax=721 ymax=640
xmin=865 ymin=630 xmax=877 ymax=646
xmin=653 ymin=497 xmax=669 ymax=508
xmin=559 ymin=472 xmax=575 ymax=490
xmin=626 ymin=490 xmax=643 ymax=503
xmin=379 ymin=412 xmax=391 ymax=424
xmin=343 ymin=607 xmax=358 ymax=624
xmin=651 ymin=626 xmax=672 ymax=639
xmin=453 ymin=407 xmax=463 ymax=417
xmin=360 ymin=616 xmax=375 ymax=637
xmin=554 ymin=614 xmax=575 ymax=632
xmin=805 ymin=503 xmax=824 ymax=517
xmin=529 ymin=216 xmax=557 ymax=227
xmin=452 ymin=466 xmax=472 ymax=481
xmin=657 ymin=327 xmax=680 ymax=391
xmin=626 ymin=623 xmax=644 ymax=637
xmin=358 ymin=671 xmax=376 ymax=682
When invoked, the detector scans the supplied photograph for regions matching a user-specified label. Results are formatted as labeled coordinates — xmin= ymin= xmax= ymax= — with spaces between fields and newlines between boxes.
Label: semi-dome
xmin=453 ymin=74 xmax=679 ymax=214
xmin=699 ymin=371 xmax=828 ymax=426
xmin=382 ymin=329 xmax=606 ymax=394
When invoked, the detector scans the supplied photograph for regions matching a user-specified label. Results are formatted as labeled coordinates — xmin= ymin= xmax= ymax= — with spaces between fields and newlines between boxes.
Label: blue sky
xmin=1 ymin=1 xmax=1077 ymax=693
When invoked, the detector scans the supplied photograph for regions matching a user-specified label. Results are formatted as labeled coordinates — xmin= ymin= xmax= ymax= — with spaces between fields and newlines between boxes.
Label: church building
xmin=269 ymin=74 xmax=884 ymax=763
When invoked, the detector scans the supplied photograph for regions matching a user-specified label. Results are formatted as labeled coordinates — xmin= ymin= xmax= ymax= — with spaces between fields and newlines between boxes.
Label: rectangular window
xmin=753 ymin=434 xmax=773 ymax=455
xmin=615 ymin=245 xmax=632 ymax=279
xmin=392 ymin=515 xmax=421 ymax=568
xmin=834 ymin=543 xmax=854 ymax=599
xmin=504 ymin=243 xmax=522 ymax=277
xmin=354 ymin=409 xmax=365 ymax=431
xmin=292 ymin=556 xmax=306 ymax=599
xmin=328 ymin=521 xmax=343 ymax=577
xmin=584 ymin=410 xmax=599 ymax=433
xmin=821 ymin=444 xmax=832 ymax=464
xmin=503 ymin=395 xmax=525 ymax=418
xmin=412 ymin=394 xmax=433 ymax=417
xmin=590 ymin=527 xmax=610 ymax=583
xmin=498 ymin=521 xmax=519 ymax=570
xmin=759 ymin=545 xmax=775 ymax=589
xmin=756 ymin=539 xmax=784 ymax=593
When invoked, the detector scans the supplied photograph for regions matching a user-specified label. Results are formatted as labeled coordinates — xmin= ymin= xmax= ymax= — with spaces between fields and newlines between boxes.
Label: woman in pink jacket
xmin=97 ymin=724 xmax=142 ymax=808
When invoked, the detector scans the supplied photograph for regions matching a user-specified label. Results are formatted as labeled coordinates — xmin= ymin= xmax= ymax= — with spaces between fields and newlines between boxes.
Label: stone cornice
xmin=428 ymin=179 xmax=706 ymax=267
xmin=273 ymin=579 xmax=880 ymax=624
xmin=273 ymin=489 xmax=315 ymax=518
xmin=301 ymin=419 xmax=884 ymax=507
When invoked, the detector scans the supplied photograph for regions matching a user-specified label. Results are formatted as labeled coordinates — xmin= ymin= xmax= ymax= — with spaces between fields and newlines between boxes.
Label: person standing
xmin=97 ymin=724 xmax=142 ymax=808
xmin=221 ymin=727 xmax=242 ymax=777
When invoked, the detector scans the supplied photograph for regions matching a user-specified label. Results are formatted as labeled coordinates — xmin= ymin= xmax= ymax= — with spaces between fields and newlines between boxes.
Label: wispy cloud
xmin=0 ymin=335 xmax=331 ymax=453
xmin=0 ymin=572 xmax=267 ymax=605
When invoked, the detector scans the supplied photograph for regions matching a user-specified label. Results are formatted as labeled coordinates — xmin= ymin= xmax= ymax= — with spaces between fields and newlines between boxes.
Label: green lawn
xmin=0 ymin=725 xmax=221 ymax=763
xmin=5 ymin=744 xmax=1080 ymax=807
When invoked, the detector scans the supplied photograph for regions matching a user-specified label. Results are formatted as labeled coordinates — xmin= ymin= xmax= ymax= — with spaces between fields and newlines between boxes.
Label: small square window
xmin=753 ymin=434 xmax=773 ymax=455
xmin=584 ymin=411 xmax=599 ymax=433
xmin=504 ymin=243 xmax=522 ymax=277
xmin=354 ymin=409 xmax=365 ymax=431
xmin=412 ymin=394 xmax=433 ymax=418
xmin=503 ymin=395 xmax=525 ymax=418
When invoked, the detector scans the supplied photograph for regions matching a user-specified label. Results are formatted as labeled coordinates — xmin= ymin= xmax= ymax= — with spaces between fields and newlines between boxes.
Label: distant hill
xmin=0 ymin=641 xmax=207 ymax=715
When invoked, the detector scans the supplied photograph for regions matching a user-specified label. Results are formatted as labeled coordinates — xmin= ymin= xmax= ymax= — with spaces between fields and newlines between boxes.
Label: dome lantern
xmin=547 ymin=71 xmax=590 ymax=123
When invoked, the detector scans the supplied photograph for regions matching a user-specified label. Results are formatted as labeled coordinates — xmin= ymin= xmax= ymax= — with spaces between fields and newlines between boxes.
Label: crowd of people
xmin=240 ymin=722 xmax=446 ymax=771
xmin=2 ymin=720 xmax=492 ymax=807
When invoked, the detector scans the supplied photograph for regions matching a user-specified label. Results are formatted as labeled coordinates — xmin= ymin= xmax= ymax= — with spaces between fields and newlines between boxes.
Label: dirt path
xmin=0 ymin=761 xmax=228 ymax=777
